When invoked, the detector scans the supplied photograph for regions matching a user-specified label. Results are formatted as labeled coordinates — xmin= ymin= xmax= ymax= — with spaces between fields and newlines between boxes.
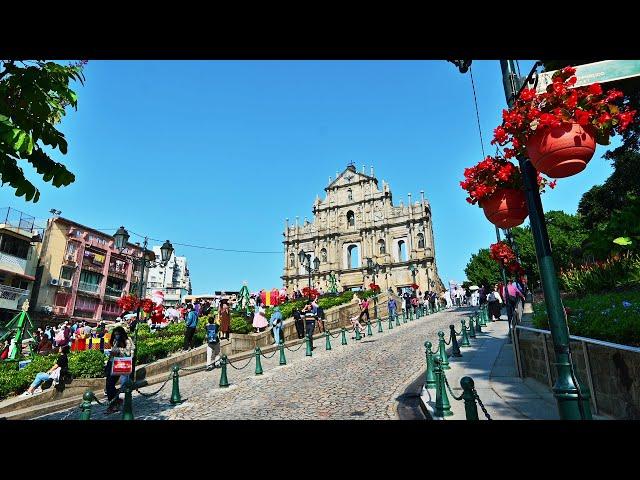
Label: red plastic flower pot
xmin=480 ymin=188 xmax=528 ymax=228
xmin=526 ymin=123 xmax=596 ymax=178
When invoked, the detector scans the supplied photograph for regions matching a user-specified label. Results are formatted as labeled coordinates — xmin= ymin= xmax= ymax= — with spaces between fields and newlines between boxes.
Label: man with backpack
xmin=205 ymin=316 xmax=221 ymax=370
xmin=505 ymin=279 xmax=525 ymax=334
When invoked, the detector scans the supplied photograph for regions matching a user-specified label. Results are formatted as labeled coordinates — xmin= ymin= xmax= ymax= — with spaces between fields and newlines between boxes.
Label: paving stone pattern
xmin=38 ymin=308 xmax=471 ymax=420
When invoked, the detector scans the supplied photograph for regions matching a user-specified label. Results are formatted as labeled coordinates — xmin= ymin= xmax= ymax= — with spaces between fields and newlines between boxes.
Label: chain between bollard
xmin=134 ymin=372 xmax=173 ymax=398
xmin=444 ymin=334 xmax=452 ymax=346
xmin=442 ymin=372 xmax=464 ymax=401
xmin=473 ymin=388 xmax=492 ymax=420
xmin=284 ymin=341 xmax=306 ymax=352
xmin=227 ymin=356 xmax=254 ymax=370
xmin=178 ymin=364 xmax=208 ymax=372
xmin=261 ymin=349 xmax=278 ymax=359
xmin=328 ymin=330 xmax=341 ymax=339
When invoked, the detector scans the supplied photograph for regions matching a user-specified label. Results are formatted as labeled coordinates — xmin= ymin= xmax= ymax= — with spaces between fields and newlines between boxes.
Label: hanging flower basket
xmin=479 ymin=188 xmax=528 ymax=228
xmin=526 ymin=123 xmax=596 ymax=178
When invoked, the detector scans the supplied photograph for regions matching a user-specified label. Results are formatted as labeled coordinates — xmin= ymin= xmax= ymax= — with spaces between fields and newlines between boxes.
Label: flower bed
xmin=532 ymin=290 xmax=640 ymax=347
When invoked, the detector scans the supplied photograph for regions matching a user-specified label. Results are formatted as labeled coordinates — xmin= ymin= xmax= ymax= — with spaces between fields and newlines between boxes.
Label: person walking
xmin=269 ymin=306 xmax=284 ymax=345
xmin=302 ymin=303 xmax=316 ymax=349
xmin=183 ymin=304 xmax=198 ymax=351
xmin=105 ymin=327 xmax=134 ymax=414
xmin=504 ymin=279 xmax=526 ymax=334
xmin=487 ymin=284 xmax=503 ymax=321
xmin=205 ymin=316 xmax=221 ymax=370
xmin=219 ymin=302 xmax=231 ymax=340
xmin=387 ymin=297 xmax=397 ymax=321
xmin=292 ymin=307 xmax=305 ymax=339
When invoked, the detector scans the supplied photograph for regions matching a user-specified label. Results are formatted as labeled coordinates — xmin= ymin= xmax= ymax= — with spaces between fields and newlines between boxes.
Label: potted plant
xmin=369 ymin=283 xmax=381 ymax=293
xmin=492 ymin=66 xmax=636 ymax=178
xmin=460 ymin=155 xmax=555 ymax=228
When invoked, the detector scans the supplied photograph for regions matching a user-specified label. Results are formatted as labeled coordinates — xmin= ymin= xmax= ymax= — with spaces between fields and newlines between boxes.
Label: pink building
xmin=32 ymin=217 xmax=145 ymax=324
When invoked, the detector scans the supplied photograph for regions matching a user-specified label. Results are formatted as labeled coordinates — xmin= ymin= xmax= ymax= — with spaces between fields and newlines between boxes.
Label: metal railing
xmin=514 ymin=324 xmax=640 ymax=416
xmin=77 ymin=281 xmax=100 ymax=293
xmin=104 ymin=286 xmax=123 ymax=297
xmin=0 ymin=285 xmax=29 ymax=300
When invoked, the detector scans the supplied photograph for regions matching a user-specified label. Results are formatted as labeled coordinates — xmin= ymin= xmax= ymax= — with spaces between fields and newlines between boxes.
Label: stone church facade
xmin=282 ymin=164 xmax=444 ymax=295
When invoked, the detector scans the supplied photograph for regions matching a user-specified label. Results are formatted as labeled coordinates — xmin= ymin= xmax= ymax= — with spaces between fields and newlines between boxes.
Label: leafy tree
xmin=583 ymin=194 xmax=640 ymax=258
xmin=510 ymin=210 xmax=588 ymax=283
xmin=0 ymin=60 xmax=86 ymax=202
xmin=464 ymin=248 xmax=502 ymax=288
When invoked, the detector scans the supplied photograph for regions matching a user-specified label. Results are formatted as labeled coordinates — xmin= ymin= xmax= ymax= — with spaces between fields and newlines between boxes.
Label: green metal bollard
xmin=341 ymin=327 xmax=348 ymax=345
xmin=279 ymin=340 xmax=287 ymax=365
xmin=460 ymin=319 xmax=471 ymax=347
xmin=325 ymin=330 xmax=332 ymax=351
xmin=306 ymin=334 xmax=313 ymax=356
xmin=255 ymin=347 xmax=264 ymax=375
xmin=377 ymin=317 xmax=383 ymax=333
xmin=219 ymin=355 xmax=229 ymax=388
xmin=461 ymin=377 xmax=479 ymax=421
xmin=367 ymin=321 xmax=373 ymax=336
xmin=450 ymin=325 xmax=462 ymax=357
xmin=355 ymin=326 xmax=361 ymax=341
xmin=408 ymin=310 xmax=412 ymax=322
xmin=388 ymin=316 xmax=393 ymax=330
xmin=122 ymin=379 xmax=134 ymax=420
xmin=475 ymin=313 xmax=483 ymax=333
xmin=396 ymin=313 xmax=401 ymax=327
xmin=424 ymin=341 xmax=437 ymax=389
xmin=437 ymin=331 xmax=450 ymax=370
xmin=433 ymin=359 xmax=453 ymax=417
xmin=170 ymin=364 xmax=182 ymax=404
xmin=484 ymin=306 xmax=492 ymax=323
xmin=468 ymin=316 xmax=476 ymax=338
xmin=477 ymin=310 xmax=485 ymax=327
xmin=79 ymin=390 xmax=96 ymax=420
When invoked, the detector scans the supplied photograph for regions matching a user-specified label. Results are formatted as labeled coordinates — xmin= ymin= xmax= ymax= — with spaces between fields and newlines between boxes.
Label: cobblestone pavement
xmin=38 ymin=308 xmax=474 ymax=420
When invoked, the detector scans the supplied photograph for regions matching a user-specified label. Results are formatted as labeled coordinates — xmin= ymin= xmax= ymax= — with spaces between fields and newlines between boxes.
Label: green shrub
xmin=69 ymin=350 xmax=106 ymax=378
xmin=230 ymin=316 xmax=253 ymax=334
xmin=532 ymin=289 xmax=640 ymax=347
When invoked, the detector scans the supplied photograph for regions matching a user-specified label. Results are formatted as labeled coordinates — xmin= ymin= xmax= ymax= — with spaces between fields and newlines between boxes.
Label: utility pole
xmin=499 ymin=60 xmax=592 ymax=420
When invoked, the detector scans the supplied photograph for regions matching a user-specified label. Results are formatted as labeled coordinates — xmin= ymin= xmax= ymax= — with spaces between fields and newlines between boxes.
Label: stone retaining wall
xmin=517 ymin=329 xmax=640 ymax=419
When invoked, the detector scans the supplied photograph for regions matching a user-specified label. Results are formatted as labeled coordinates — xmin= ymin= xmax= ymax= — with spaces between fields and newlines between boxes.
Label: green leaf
xmin=613 ymin=237 xmax=633 ymax=246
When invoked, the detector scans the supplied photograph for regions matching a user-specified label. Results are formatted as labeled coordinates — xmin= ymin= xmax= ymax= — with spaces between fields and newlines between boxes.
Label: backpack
xmin=206 ymin=324 xmax=219 ymax=343
xmin=487 ymin=292 xmax=496 ymax=302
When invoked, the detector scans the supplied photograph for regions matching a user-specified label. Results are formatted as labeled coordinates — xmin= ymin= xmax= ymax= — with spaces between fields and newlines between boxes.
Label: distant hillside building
xmin=282 ymin=164 xmax=444 ymax=295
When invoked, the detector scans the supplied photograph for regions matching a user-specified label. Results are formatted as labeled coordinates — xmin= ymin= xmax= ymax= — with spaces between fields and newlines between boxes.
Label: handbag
xmin=111 ymin=356 xmax=133 ymax=375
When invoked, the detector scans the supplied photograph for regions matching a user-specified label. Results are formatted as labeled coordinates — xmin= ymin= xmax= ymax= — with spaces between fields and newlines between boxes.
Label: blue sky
xmin=0 ymin=60 xmax=619 ymax=292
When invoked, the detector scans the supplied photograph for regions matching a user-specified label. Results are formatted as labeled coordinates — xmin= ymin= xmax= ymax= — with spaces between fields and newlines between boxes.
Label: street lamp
xmin=299 ymin=250 xmax=320 ymax=300
xmin=408 ymin=263 xmax=418 ymax=288
xmin=113 ymin=226 xmax=174 ymax=381
xmin=366 ymin=257 xmax=381 ymax=318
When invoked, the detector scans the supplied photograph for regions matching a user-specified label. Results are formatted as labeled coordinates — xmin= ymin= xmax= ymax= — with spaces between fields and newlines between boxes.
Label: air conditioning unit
xmin=41 ymin=305 xmax=53 ymax=314
xmin=50 ymin=278 xmax=60 ymax=286
xmin=61 ymin=279 xmax=72 ymax=288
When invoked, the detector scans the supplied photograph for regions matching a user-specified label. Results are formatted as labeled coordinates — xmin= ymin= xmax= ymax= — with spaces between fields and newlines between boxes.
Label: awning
xmin=0 ymin=268 xmax=35 ymax=281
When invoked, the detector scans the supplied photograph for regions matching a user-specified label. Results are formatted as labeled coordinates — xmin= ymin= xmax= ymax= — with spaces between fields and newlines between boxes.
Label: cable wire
xmin=469 ymin=65 xmax=486 ymax=159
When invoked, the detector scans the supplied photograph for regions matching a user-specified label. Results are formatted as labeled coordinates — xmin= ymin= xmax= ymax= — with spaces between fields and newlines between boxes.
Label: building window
xmin=11 ymin=277 xmax=29 ymax=290
xmin=347 ymin=244 xmax=360 ymax=269
xmin=398 ymin=240 xmax=407 ymax=262
xmin=0 ymin=235 xmax=29 ymax=259
xmin=321 ymin=248 xmax=327 ymax=263
xmin=347 ymin=210 xmax=355 ymax=227
xmin=60 ymin=267 xmax=74 ymax=280
xmin=417 ymin=233 xmax=425 ymax=249
xmin=347 ymin=188 xmax=353 ymax=201
xmin=289 ymin=253 xmax=295 ymax=267
xmin=378 ymin=239 xmax=386 ymax=254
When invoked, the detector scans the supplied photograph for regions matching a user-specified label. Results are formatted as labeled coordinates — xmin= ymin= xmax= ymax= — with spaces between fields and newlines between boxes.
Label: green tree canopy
xmin=0 ymin=60 xmax=85 ymax=202
xmin=510 ymin=210 xmax=588 ymax=283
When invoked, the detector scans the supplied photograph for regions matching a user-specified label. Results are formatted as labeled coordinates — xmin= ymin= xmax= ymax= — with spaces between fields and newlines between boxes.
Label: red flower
xmin=575 ymin=109 xmax=591 ymax=126
xmin=520 ymin=88 xmax=536 ymax=102
xmin=493 ymin=126 xmax=508 ymax=144
xmin=549 ymin=180 xmax=557 ymax=189
xmin=588 ymin=83 xmax=603 ymax=96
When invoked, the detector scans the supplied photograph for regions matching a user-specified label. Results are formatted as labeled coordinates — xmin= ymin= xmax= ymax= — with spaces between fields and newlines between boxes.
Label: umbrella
xmin=469 ymin=285 xmax=480 ymax=291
